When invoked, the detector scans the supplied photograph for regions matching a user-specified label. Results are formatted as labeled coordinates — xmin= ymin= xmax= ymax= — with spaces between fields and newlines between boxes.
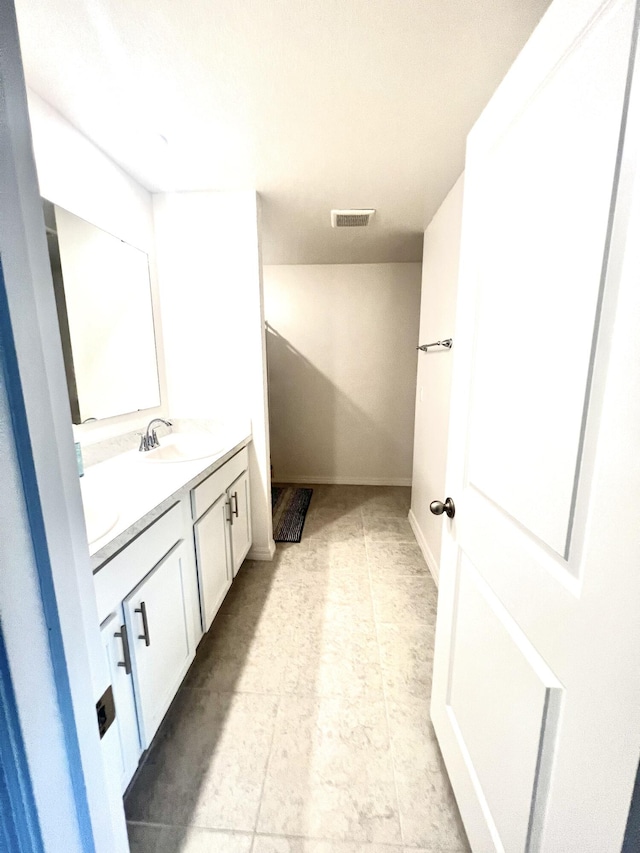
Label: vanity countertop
xmin=84 ymin=428 xmax=252 ymax=570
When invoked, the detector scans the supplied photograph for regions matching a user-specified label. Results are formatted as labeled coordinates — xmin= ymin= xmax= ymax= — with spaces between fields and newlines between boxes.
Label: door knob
xmin=430 ymin=497 xmax=455 ymax=519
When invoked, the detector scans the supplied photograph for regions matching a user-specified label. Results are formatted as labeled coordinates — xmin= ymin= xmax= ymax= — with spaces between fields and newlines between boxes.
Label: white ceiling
xmin=14 ymin=0 xmax=550 ymax=264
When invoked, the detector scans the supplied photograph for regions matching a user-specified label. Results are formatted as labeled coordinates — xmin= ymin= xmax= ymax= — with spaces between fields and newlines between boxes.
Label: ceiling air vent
xmin=331 ymin=209 xmax=375 ymax=228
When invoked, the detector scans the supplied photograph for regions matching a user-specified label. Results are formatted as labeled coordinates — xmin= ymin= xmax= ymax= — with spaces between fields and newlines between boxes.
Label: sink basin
xmin=139 ymin=432 xmax=223 ymax=463
xmin=81 ymin=479 xmax=119 ymax=545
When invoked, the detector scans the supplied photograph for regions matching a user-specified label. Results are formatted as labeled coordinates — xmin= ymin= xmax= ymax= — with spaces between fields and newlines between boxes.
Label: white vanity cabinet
xmin=92 ymin=440 xmax=253 ymax=791
xmin=94 ymin=499 xmax=200 ymax=787
xmin=192 ymin=446 xmax=252 ymax=631
xmin=124 ymin=539 xmax=193 ymax=746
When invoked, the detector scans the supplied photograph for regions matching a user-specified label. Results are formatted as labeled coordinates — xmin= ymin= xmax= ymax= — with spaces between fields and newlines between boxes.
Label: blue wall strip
xmin=0 ymin=630 xmax=45 ymax=853
xmin=0 ymin=257 xmax=96 ymax=853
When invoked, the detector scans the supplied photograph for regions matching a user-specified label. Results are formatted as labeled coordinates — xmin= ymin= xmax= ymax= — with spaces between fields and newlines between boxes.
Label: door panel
xmin=229 ymin=470 xmax=251 ymax=577
xmin=431 ymin=1 xmax=640 ymax=851
xmin=100 ymin=610 xmax=141 ymax=792
xmin=193 ymin=492 xmax=232 ymax=631
xmin=466 ymin=0 xmax=631 ymax=557
xmin=448 ymin=556 xmax=561 ymax=853
xmin=124 ymin=542 xmax=192 ymax=746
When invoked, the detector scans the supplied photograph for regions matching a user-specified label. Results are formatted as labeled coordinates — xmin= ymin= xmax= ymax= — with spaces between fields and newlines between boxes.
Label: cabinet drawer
xmin=191 ymin=446 xmax=249 ymax=520
xmin=94 ymin=501 xmax=184 ymax=624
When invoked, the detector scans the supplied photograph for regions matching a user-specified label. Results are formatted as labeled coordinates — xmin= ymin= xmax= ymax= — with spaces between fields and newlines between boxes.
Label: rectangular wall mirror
xmin=44 ymin=201 xmax=161 ymax=423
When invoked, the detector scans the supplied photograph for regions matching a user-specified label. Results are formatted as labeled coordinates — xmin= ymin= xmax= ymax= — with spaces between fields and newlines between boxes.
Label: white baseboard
xmin=408 ymin=509 xmax=439 ymax=587
xmin=275 ymin=474 xmax=412 ymax=487
xmin=247 ymin=539 xmax=276 ymax=561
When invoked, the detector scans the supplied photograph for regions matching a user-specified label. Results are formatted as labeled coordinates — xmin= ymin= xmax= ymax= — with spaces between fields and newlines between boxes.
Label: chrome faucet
xmin=139 ymin=418 xmax=172 ymax=452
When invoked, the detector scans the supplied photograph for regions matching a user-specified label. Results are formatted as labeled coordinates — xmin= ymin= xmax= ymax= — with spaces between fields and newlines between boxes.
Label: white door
xmin=431 ymin=1 xmax=640 ymax=851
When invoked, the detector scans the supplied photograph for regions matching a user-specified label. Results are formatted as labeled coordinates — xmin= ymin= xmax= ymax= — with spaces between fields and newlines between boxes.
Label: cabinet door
xmin=229 ymin=469 xmax=251 ymax=577
xmin=193 ymin=491 xmax=233 ymax=632
xmin=100 ymin=610 xmax=141 ymax=792
xmin=124 ymin=541 xmax=194 ymax=747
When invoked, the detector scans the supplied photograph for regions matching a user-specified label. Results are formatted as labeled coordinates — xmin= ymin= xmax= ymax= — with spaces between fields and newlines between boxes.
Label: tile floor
xmin=125 ymin=485 xmax=469 ymax=853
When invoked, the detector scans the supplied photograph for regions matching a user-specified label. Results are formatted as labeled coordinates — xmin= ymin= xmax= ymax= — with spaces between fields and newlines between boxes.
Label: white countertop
xmin=82 ymin=427 xmax=251 ymax=565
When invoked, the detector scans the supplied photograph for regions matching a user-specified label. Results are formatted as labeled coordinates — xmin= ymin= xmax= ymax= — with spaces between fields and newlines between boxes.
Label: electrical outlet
xmin=96 ymin=685 xmax=116 ymax=739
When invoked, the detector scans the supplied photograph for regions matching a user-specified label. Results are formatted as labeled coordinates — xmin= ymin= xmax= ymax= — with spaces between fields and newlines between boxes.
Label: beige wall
xmin=409 ymin=174 xmax=464 ymax=583
xmin=264 ymin=263 xmax=421 ymax=485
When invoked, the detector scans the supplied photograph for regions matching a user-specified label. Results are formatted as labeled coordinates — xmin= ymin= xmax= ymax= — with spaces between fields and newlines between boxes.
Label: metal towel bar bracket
xmin=417 ymin=338 xmax=453 ymax=352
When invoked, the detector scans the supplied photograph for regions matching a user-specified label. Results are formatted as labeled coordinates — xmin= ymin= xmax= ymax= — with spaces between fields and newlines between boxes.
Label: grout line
xmin=252 ymin=534 xmax=284 ymax=836
xmin=127 ymin=820 xmax=255 ymax=838
xmin=362 ymin=511 xmax=407 ymax=847
xmin=252 ymin=828 xmax=413 ymax=848
xmin=180 ymin=685 xmax=283 ymax=697
xmin=253 ymin=693 xmax=282 ymax=834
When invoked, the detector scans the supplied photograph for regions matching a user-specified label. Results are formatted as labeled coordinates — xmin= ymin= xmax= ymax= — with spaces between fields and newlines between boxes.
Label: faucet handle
xmin=151 ymin=429 xmax=159 ymax=448
xmin=138 ymin=434 xmax=148 ymax=452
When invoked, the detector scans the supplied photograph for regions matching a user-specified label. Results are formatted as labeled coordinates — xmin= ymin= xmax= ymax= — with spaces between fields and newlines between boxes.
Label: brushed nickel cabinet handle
xmin=232 ymin=491 xmax=239 ymax=518
xmin=226 ymin=500 xmax=233 ymax=525
xmin=114 ymin=623 xmax=132 ymax=674
xmin=135 ymin=601 xmax=151 ymax=646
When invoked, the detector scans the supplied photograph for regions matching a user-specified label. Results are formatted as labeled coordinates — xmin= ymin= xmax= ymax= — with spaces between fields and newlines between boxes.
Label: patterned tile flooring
xmin=125 ymin=485 xmax=470 ymax=852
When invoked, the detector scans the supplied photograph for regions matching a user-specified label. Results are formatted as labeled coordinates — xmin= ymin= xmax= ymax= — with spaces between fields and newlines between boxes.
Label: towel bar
xmin=417 ymin=338 xmax=453 ymax=352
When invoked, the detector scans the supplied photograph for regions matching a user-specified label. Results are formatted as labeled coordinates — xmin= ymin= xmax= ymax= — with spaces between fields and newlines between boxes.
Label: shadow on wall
xmin=266 ymin=323 xmax=399 ymax=483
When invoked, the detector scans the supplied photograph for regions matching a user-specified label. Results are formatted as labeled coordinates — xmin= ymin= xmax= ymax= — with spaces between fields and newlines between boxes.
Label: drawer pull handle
xmin=232 ymin=491 xmax=239 ymax=518
xmin=135 ymin=601 xmax=151 ymax=646
xmin=226 ymin=500 xmax=233 ymax=525
xmin=114 ymin=623 xmax=132 ymax=674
